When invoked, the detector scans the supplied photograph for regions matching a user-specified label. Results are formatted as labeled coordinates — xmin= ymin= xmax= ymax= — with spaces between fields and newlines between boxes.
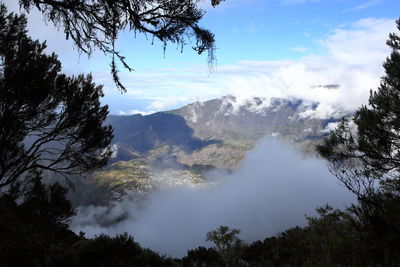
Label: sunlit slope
xmin=94 ymin=96 xmax=349 ymax=199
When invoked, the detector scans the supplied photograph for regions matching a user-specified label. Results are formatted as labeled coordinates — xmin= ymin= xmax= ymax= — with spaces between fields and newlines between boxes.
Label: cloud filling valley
xmin=70 ymin=139 xmax=355 ymax=257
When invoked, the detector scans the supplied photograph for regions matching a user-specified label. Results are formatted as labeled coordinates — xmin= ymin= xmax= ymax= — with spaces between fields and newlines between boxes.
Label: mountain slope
xmin=95 ymin=96 xmax=349 ymax=200
xmin=172 ymin=96 xmax=338 ymax=140
xmin=107 ymin=96 xmax=348 ymax=168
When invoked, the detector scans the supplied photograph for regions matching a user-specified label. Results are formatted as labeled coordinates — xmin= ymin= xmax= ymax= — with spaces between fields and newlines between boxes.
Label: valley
xmin=91 ymin=95 xmax=350 ymax=202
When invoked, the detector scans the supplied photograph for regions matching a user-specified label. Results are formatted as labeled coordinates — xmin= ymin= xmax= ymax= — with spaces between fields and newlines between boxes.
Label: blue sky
xmin=5 ymin=0 xmax=400 ymax=116
xmin=106 ymin=0 xmax=400 ymax=68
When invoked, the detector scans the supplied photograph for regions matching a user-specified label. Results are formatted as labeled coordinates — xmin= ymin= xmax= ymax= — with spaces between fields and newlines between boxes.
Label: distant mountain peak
xmin=311 ymin=84 xmax=340 ymax=90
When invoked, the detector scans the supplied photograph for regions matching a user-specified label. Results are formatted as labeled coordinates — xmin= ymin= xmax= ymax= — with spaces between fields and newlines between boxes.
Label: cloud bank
xmin=70 ymin=139 xmax=355 ymax=257
xmin=101 ymin=17 xmax=395 ymax=117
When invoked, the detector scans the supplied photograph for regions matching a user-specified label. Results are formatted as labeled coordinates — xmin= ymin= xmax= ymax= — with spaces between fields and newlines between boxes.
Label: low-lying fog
xmin=70 ymin=139 xmax=355 ymax=257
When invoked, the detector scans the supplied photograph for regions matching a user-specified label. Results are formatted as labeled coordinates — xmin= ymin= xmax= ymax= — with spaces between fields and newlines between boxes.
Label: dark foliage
xmin=19 ymin=170 xmax=75 ymax=226
xmin=0 ymin=175 xmax=80 ymax=267
xmin=18 ymin=0 xmax=225 ymax=92
xmin=54 ymin=233 xmax=175 ymax=267
xmin=184 ymin=199 xmax=398 ymax=266
xmin=0 ymin=5 xmax=113 ymax=190
xmin=0 ymin=173 xmax=174 ymax=267
xmin=182 ymin=247 xmax=225 ymax=267
xmin=316 ymin=19 xmax=400 ymax=200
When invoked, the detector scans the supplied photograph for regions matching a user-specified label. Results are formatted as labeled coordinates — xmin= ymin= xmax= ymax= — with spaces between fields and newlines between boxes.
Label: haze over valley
xmin=87 ymin=95 xmax=350 ymax=202
xmin=69 ymin=95 xmax=355 ymax=256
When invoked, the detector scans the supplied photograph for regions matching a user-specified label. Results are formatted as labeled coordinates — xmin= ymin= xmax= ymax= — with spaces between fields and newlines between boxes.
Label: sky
xmin=4 ymin=0 xmax=400 ymax=115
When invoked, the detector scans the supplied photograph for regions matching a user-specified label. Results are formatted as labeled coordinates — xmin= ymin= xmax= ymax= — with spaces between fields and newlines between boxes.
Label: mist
xmin=70 ymin=139 xmax=355 ymax=257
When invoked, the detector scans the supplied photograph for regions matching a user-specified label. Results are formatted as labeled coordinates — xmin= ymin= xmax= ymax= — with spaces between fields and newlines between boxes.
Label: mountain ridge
xmin=108 ymin=95 xmax=348 ymax=166
xmin=93 ymin=95 xmax=351 ymax=201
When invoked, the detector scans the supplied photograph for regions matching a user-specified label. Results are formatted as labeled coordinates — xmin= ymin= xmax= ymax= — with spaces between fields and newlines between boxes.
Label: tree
xmin=17 ymin=0 xmax=225 ymax=92
xmin=18 ymin=170 xmax=75 ymax=225
xmin=182 ymin=246 xmax=224 ymax=267
xmin=316 ymin=18 xmax=400 ymax=200
xmin=0 ymin=5 xmax=113 ymax=190
xmin=316 ymin=20 xmax=400 ymax=264
xmin=206 ymin=225 xmax=242 ymax=251
xmin=206 ymin=225 xmax=243 ymax=266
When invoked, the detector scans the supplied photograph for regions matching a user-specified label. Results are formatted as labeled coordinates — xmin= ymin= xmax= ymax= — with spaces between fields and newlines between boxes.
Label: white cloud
xmin=147 ymin=96 xmax=195 ymax=111
xmin=321 ymin=122 xmax=340 ymax=134
xmin=117 ymin=110 xmax=157 ymax=116
xmin=344 ymin=0 xmax=381 ymax=12
xmin=100 ymin=17 xmax=395 ymax=118
xmin=290 ymin=46 xmax=310 ymax=53
xmin=299 ymin=103 xmax=346 ymax=119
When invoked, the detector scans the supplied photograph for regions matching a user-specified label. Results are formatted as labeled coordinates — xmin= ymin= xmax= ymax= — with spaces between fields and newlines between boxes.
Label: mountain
xmin=169 ymin=96 xmax=346 ymax=167
xmin=108 ymin=96 xmax=347 ymax=168
xmin=92 ymin=96 xmax=349 ymax=201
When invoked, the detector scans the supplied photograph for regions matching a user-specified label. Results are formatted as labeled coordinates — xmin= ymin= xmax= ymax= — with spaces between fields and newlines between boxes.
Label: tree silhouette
xmin=0 ymin=5 xmax=113 ymax=190
xmin=315 ymin=18 xmax=400 ymax=264
xmin=206 ymin=225 xmax=243 ymax=265
xmin=17 ymin=0 xmax=225 ymax=92
xmin=206 ymin=226 xmax=242 ymax=251
xmin=182 ymin=246 xmax=224 ymax=267
xmin=316 ymin=19 xmax=400 ymax=200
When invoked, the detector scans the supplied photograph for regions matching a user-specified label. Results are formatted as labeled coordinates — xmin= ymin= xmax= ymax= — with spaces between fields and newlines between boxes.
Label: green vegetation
xmin=91 ymin=157 xmax=206 ymax=202
xmin=93 ymin=159 xmax=151 ymax=191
